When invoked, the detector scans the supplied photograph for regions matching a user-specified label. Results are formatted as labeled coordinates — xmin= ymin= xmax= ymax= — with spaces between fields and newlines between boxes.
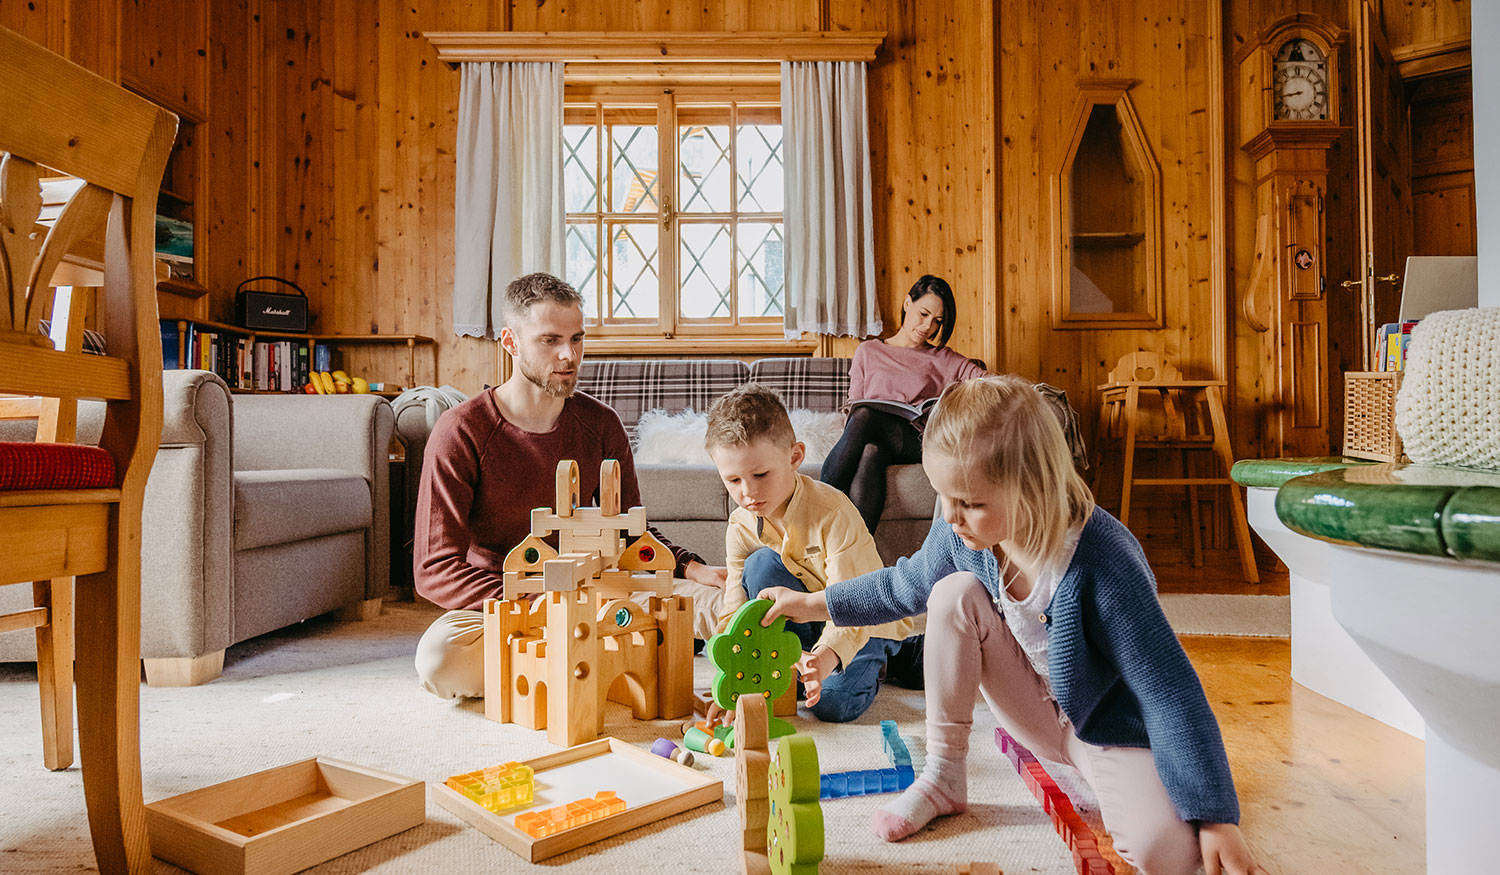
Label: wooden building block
xmin=736 ymin=693 xmax=772 ymax=859
xmin=773 ymin=682 xmax=797 ymax=717
xmin=957 ymin=865 xmax=1003 ymax=875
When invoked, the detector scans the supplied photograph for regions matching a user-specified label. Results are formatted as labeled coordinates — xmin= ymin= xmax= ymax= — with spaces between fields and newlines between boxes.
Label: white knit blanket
xmin=1394 ymin=307 xmax=1500 ymax=469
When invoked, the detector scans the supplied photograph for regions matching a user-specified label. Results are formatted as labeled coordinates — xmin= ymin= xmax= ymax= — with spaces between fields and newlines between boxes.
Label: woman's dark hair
xmin=904 ymin=274 xmax=957 ymax=348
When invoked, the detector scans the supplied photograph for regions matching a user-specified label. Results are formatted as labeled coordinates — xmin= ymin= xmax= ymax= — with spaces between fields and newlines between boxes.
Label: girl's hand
xmin=796 ymin=647 xmax=839 ymax=707
xmin=757 ymin=587 xmax=831 ymax=625
xmin=1199 ymin=822 xmax=1267 ymax=875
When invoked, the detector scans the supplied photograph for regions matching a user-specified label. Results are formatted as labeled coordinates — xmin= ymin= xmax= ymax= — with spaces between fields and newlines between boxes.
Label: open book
xmin=848 ymin=397 xmax=940 ymax=423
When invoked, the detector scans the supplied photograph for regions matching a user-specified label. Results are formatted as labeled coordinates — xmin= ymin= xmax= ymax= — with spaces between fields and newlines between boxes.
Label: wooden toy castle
xmin=483 ymin=460 xmax=695 ymax=746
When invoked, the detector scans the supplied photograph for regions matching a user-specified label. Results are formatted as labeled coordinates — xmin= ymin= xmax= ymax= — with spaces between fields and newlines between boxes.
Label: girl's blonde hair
xmin=924 ymin=375 xmax=1095 ymax=569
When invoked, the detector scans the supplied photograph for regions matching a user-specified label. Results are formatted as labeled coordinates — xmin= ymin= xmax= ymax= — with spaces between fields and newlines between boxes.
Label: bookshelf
xmin=162 ymin=318 xmax=435 ymax=398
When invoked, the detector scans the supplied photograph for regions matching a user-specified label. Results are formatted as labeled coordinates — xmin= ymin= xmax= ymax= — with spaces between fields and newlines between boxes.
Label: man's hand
xmin=796 ymin=647 xmax=839 ymax=707
xmin=757 ymin=587 xmax=831 ymax=625
xmin=1199 ymin=822 xmax=1267 ymax=875
xmin=684 ymin=561 xmax=728 ymax=588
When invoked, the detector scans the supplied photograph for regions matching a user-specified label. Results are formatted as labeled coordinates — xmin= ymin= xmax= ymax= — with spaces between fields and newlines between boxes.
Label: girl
xmin=762 ymin=375 xmax=1265 ymax=875
xmin=820 ymin=275 xmax=987 ymax=533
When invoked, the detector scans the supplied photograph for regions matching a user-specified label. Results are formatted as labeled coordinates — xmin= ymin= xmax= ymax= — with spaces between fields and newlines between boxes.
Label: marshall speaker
xmin=235 ymin=276 xmax=309 ymax=333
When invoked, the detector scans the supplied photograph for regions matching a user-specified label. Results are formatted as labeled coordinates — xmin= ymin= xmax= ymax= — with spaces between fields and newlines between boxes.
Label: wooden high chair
xmin=1091 ymin=352 xmax=1258 ymax=583
xmin=0 ymin=27 xmax=176 ymax=873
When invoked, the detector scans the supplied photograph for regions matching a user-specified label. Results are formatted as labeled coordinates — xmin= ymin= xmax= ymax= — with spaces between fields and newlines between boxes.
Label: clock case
xmin=1233 ymin=15 xmax=1345 ymax=136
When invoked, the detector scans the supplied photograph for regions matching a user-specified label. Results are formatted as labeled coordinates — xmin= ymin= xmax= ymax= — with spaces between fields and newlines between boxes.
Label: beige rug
xmin=1 ymin=601 xmax=1097 ymax=875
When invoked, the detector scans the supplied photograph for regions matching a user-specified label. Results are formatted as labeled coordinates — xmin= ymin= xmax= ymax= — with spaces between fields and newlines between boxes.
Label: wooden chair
xmin=0 ymin=26 xmax=176 ymax=873
xmin=1091 ymin=351 xmax=1258 ymax=583
xmin=0 ymin=284 xmax=92 ymax=773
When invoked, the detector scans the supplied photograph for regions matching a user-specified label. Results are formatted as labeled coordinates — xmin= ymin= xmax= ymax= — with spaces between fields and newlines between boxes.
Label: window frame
xmin=564 ymin=80 xmax=802 ymax=347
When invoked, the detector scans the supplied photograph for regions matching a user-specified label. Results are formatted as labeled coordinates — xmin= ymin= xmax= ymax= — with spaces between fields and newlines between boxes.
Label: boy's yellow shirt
xmin=719 ymin=473 xmax=915 ymax=671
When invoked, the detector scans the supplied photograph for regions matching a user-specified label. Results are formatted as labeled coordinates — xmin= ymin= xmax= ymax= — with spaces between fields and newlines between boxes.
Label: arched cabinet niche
xmin=1051 ymin=80 xmax=1163 ymax=329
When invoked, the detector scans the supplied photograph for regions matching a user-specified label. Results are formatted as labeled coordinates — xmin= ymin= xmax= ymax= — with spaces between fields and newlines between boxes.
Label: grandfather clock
xmin=1237 ymin=19 xmax=1348 ymax=457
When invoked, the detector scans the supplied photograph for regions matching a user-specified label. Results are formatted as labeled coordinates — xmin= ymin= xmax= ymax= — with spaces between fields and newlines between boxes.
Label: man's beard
xmin=517 ymin=354 xmax=577 ymax=398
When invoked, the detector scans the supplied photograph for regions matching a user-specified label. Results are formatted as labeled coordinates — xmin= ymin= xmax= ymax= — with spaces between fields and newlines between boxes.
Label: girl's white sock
xmin=870 ymin=754 xmax=968 ymax=841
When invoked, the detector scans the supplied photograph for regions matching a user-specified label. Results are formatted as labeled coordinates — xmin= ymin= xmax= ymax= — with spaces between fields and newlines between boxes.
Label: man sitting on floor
xmin=413 ymin=272 xmax=727 ymax=699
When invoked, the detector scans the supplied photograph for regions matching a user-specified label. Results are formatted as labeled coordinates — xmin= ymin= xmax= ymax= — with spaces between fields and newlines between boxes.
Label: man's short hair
xmin=705 ymin=383 xmax=797 ymax=451
xmin=502 ymin=272 xmax=584 ymax=327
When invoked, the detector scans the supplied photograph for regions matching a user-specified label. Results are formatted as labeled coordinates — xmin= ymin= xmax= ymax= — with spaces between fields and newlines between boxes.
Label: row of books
xmin=160 ymin=321 xmax=335 ymax=391
xmin=1374 ymin=320 xmax=1419 ymax=372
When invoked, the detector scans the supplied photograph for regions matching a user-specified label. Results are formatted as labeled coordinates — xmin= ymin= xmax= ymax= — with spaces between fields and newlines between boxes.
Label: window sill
xmin=584 ymin=335 xmax=819 ymax=357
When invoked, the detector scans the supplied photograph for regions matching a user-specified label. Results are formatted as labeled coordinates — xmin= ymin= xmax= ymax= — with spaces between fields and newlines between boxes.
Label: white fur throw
xmin=1394 ymin=307 xmax=1500 ymax=470
xmin=633 ymin=408 xmax=848 ymax=466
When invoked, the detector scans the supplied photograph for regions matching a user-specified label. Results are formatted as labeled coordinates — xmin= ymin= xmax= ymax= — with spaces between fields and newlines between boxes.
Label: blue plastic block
xmin=896 ymin=765 xmax=915 ymax=789
xmin=819 ymin=772 xmax=848 ymax=799
xmin=880 ymin=768 xmax=897 ymax=792
xmin=881 ymin=720 xmax=912 ymax=768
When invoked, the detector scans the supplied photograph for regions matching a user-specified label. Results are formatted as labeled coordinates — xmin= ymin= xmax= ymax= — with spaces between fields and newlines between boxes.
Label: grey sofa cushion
xmin=636 ymin=464 xmax=730 ymax=521
xmin=234 ymin=468 xmax=373 ymax=551
xmin=883 ymin=465 xmax=940 ymax=519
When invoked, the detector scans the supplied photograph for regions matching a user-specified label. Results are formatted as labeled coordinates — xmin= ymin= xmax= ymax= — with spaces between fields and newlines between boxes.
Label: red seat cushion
xmin=0 ymin=442 xmax=116 ymax=491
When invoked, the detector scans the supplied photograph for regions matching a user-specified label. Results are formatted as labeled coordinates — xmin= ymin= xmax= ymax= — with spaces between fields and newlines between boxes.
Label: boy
xmin=705 ymin=383 xmax=923 ymax=722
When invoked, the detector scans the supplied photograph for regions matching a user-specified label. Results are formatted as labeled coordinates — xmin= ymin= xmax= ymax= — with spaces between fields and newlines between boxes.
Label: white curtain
xmin=780 ymin=61 xmax=880 ymax=339
xmin=453 ymin=62 xmax=565 ymax=338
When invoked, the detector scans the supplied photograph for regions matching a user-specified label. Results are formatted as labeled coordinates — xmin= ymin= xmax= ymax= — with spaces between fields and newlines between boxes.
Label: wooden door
xmin=1350 ymin=0 xmax=1412 ymax=369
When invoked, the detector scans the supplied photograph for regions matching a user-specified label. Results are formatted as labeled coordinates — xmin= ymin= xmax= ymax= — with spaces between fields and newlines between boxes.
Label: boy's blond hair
xmin=924 ymin=375 xmax=1094 ymax=569
xmin=705 ymin=383 xmax=797 ymax=451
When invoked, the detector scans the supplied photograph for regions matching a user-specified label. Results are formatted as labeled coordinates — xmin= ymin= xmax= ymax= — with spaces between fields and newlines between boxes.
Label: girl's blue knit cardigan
xmin=825 ymin=506 xmax=1240 ymax=824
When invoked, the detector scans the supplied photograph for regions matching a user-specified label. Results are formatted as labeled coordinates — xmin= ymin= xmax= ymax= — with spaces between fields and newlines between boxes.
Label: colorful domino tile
xmin=880 ymin=720 xmax=912 ymax=768
xmin=818 ymin=766 xmax=915 ymax=799
xmin=817 ymin=722 xmax=915 ymax=799
xmin=445 ymin=761 xmax=535 ymax=813
xmin=513 ymin=790 xmax=627 ymax=838
xmin=994 ymin=728 xmax=1117 ymax=875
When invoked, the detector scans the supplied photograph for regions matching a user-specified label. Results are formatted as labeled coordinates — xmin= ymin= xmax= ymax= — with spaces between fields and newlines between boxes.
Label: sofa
xmin=0 ymin=370 xmax=394 ymax=685
xmin=394 ymin=358 xmax=939 ymax=569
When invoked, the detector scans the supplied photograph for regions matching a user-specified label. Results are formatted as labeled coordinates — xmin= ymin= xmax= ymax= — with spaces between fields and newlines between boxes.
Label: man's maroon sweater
xmin=413 ymin=389 xmax=699 ymax=610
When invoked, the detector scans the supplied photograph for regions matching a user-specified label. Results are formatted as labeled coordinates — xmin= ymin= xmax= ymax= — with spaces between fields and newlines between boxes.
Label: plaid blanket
xmin=577 ymin=359 xmax=749 ymax=437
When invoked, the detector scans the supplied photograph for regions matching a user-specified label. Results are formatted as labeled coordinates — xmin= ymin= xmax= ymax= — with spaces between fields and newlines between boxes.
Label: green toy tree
xmin=709 ymin=598 xmax=802 ymax=743
xmin=768 ymin=734 xmax=823 ymax=875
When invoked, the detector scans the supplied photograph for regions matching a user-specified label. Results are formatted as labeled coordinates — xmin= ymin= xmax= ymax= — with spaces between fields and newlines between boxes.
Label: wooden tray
xmin=433 ymin=736 xmax=723 ymax=862
xmin=145 ymin=757 xmax=425 ymax=875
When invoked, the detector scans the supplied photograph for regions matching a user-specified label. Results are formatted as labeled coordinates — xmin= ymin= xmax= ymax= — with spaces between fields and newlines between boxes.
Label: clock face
xmin=1273 ymin=37 xmax=1329 ymax=121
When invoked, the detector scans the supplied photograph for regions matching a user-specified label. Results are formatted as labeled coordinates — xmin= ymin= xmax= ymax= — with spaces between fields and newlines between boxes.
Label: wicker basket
xmin=1343 ymin=371 xmax=1404 ymax=462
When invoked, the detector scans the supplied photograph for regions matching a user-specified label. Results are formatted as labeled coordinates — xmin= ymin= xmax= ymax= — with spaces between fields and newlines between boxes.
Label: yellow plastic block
xmin=446 ymin=762 xmax=536 ymax=813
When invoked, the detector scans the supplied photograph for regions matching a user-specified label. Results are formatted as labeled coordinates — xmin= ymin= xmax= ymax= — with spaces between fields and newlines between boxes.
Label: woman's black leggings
xmin=818 ymin=407 xmax=924 ymax=533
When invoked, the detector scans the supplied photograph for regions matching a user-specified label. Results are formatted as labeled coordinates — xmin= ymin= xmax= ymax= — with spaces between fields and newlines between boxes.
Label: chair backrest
xmin=0 ymin=25 xmax=177 ymax=487
xmin=1106 ymin=351 xmax=1183 ymax=384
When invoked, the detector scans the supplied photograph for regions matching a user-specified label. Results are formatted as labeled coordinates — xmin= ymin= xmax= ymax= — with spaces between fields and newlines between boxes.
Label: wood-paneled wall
xmin=3 ymin=0 xmax=1474 ymax=568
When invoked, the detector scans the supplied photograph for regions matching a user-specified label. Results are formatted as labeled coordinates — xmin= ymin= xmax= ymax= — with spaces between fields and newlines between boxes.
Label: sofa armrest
xmin=231 ymin=394 xmax=394 ymax=599
xmin=141 ymin=370 xmax=235 ymax=659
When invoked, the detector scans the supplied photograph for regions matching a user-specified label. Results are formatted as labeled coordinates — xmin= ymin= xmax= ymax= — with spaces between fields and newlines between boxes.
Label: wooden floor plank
xmin=1183 ymin=636 xmax=1424 ymax=875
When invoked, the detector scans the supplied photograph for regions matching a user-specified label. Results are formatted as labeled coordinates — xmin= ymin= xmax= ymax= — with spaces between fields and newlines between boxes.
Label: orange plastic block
xmin=446 ymin=761 xmax=536 ymax=813
xmin=515 ymin=791 xmax=627 ymax=838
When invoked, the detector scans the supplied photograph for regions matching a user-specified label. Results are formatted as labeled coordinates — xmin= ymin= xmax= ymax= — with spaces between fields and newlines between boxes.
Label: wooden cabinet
xmin=1050 ymin=80 xmax=1164 ymax=329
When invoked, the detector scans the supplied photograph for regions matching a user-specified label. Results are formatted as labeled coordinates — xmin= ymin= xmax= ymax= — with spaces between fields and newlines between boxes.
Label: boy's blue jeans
xmin=740 ymin=547 xmax=922 ymax=723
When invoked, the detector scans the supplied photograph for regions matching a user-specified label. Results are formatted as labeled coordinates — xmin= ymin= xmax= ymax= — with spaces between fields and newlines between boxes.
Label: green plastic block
xmin=708 ymin=598 xmax=802 ymax=745
xmin=768 ymin=734 xmax=823 ymax=875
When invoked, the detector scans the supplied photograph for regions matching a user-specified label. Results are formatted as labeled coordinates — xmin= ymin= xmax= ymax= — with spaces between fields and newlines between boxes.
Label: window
xmin=563 ymin=88 xmax=786 ymax=339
